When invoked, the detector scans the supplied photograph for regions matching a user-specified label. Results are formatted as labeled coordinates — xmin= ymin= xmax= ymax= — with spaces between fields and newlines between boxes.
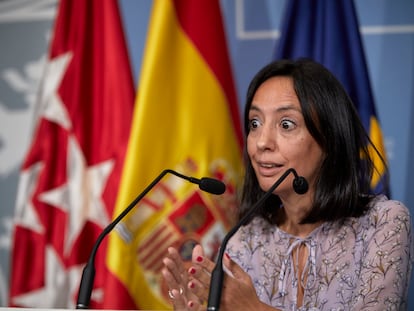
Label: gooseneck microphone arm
xmin=76 ymin=169 xmax=225 ymax=309
xmin=206 ymin=168 xmax=308 ymax=311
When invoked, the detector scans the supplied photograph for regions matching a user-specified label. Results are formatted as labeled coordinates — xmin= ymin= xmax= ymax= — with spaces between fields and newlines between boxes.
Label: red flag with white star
xmin=9 ymin=0 xmax=134 ymax=308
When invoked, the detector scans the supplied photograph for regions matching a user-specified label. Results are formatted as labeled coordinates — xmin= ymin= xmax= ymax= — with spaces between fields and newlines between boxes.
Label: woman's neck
xmin=278 ymin=194 xmax=321 ymax=238
xmin=278 ymin=218 xmax=322 ymax=238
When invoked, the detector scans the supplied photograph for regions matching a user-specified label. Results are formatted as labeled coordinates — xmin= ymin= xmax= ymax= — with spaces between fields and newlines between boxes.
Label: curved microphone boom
xmin=76 ymin=169 xmax=225 ymax=309
xmin=207 ymin=168 xmax=308 ymax=311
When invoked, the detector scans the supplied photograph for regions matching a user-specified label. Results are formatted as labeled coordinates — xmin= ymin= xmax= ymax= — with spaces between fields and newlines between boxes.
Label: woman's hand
xmin=162 ymin=244 xmax=274 ymax=311
xmin=188 ymin=252 xmax=273 ymax=311
xmin=220 ymin=254 xmax=269 ymax=310
xmin=162 ymin=245 xmax=206 ymax=310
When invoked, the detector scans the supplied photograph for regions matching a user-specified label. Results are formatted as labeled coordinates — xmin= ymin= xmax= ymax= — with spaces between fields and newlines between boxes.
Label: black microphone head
xmin=293 ymin=176 xmax=308 ymax=194
xmin=199 ymin=177 xmax=226 ymax=195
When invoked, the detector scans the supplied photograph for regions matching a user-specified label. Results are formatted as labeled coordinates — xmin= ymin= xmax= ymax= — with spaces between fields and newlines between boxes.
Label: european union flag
xmin=275 ymin=0 xmax=390 ymax=196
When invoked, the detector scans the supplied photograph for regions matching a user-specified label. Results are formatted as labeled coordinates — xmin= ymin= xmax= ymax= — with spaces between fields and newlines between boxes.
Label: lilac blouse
xmin=226 ymin=195 xmax=413 ymax=311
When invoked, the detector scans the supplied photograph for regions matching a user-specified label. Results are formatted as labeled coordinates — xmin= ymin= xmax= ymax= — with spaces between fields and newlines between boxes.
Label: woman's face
xmin=247 ymin=76 xmax=324 ymax=197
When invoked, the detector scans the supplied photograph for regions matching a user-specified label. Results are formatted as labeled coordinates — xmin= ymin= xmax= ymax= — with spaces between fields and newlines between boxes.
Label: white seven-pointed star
xmin=11 ymin=246 xmax=83 ymax=308
xmin=34 ymin=52 xmax=73 ymax=130
xmin=38 ymin=135 xmax=114 ymax=254
xmin=14 ymin=162 xmax=44 ymax=233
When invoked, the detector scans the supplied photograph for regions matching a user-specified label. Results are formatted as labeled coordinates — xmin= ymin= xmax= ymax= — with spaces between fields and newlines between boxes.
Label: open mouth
xmin=256 ymin=162 xmax=284 ymax=176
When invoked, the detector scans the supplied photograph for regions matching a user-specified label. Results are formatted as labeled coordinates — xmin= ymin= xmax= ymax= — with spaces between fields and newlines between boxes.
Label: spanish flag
xmin=104 ymin=0 xmax=243 ymax=309
xmin=275 ymin=0 xmax=390 ymax=195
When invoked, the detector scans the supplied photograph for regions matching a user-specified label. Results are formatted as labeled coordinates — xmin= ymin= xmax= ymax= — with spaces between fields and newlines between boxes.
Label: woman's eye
xmin=280 ymin=119 xmax=295 ymax=130
xmin=249 ymin=118 xmax=261 ymax=130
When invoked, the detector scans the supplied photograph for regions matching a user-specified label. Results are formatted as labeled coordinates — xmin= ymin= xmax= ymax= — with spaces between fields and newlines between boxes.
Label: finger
xmin=163 ymin=248 xmax=188 ymax=284
xmin=161 ymin=266 xmax=183 ymax=293
xmin=167 ymin=247 xmax=187 ymax=275
xmin=188 ymin=265 xmax=210 ymax=289
xmin=168 ymin=288 xmax=187 ymax=311
xmin=192 ymin=244 xmax=204 ymax=259
xmin=191 ymin=245 xmax=216 ymax=273
xmin=186 ymin=299 xmax=203 ymax=310
xmin=163 ymin=257 xmax=185 ymax=286
xmin=223 ymin=253 xmax=245 ymax=280
xmin=187 ymin=277 xmax=209 ymax=303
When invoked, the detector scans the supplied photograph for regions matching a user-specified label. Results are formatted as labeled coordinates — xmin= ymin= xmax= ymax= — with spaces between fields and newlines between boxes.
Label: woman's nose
xmin=256 ymin=126 xmax=275 ymax=151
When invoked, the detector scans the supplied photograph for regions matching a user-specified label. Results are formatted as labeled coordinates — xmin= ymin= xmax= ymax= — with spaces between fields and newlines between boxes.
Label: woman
xmin=162 ymin=59 xmax=413 ymax=310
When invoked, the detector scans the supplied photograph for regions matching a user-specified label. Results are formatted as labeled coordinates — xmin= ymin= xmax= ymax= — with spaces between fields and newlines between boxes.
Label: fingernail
xmin=196 ymin=256 xmax=203 ymax=262
xmin=225 ymin=253 xmax=231 ymax=259
xmin=188 ymin=301 xmax=194 ymax=308
xmin=189 ymin=281 xmax=195 ymax=289
xmin=189 ymin=267 xmax=196 ymax=274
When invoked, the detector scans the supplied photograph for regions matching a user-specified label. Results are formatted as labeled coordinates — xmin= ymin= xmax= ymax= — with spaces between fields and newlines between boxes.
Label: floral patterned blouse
xmin=225 ymin=195 xmax=413 ymax=311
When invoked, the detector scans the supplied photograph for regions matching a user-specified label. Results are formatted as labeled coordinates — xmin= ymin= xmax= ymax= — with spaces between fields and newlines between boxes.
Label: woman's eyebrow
xmin=249 ymin=104 xmax=301 ymax=113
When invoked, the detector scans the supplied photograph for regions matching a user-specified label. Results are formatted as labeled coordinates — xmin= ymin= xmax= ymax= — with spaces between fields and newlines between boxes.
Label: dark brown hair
xmin=239 ymin=59 xmax=388 ymax=224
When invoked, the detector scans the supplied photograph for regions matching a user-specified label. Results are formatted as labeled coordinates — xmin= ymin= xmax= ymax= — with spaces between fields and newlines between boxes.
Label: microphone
xmin=76 ymin=169 xmax=226 ymax=309
xmin=190 ymin=176 xmax=226 ymax=195
xmin=207 ymin=168 xmax=308 ymax=311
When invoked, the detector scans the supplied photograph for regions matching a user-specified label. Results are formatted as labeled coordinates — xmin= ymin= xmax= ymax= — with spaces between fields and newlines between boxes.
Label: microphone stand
xmin=76 ymin=169 xmax=223 ymax=309
xmin=207 ymin=168 xmax=305 ymax=311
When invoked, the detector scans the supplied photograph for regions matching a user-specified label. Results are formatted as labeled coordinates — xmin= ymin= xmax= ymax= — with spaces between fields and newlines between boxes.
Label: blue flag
xmin=275 ymin=0 xmax=390 ymax=196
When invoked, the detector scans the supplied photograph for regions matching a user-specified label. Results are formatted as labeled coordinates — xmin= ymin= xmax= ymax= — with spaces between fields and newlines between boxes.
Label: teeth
xmin=261 ymin=163 xmax=275 ymax=168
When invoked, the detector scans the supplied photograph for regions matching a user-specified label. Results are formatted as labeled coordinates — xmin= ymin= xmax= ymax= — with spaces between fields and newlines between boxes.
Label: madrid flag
xmin=9 ymin=0 xmax=134 ymax=308
xmin=104 ymin=0 xmax=244 ymax=309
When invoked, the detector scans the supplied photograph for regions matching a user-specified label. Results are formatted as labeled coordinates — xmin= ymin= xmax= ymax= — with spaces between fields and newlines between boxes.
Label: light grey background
xmin=0 ymin=0 xmax=413 ymax=307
